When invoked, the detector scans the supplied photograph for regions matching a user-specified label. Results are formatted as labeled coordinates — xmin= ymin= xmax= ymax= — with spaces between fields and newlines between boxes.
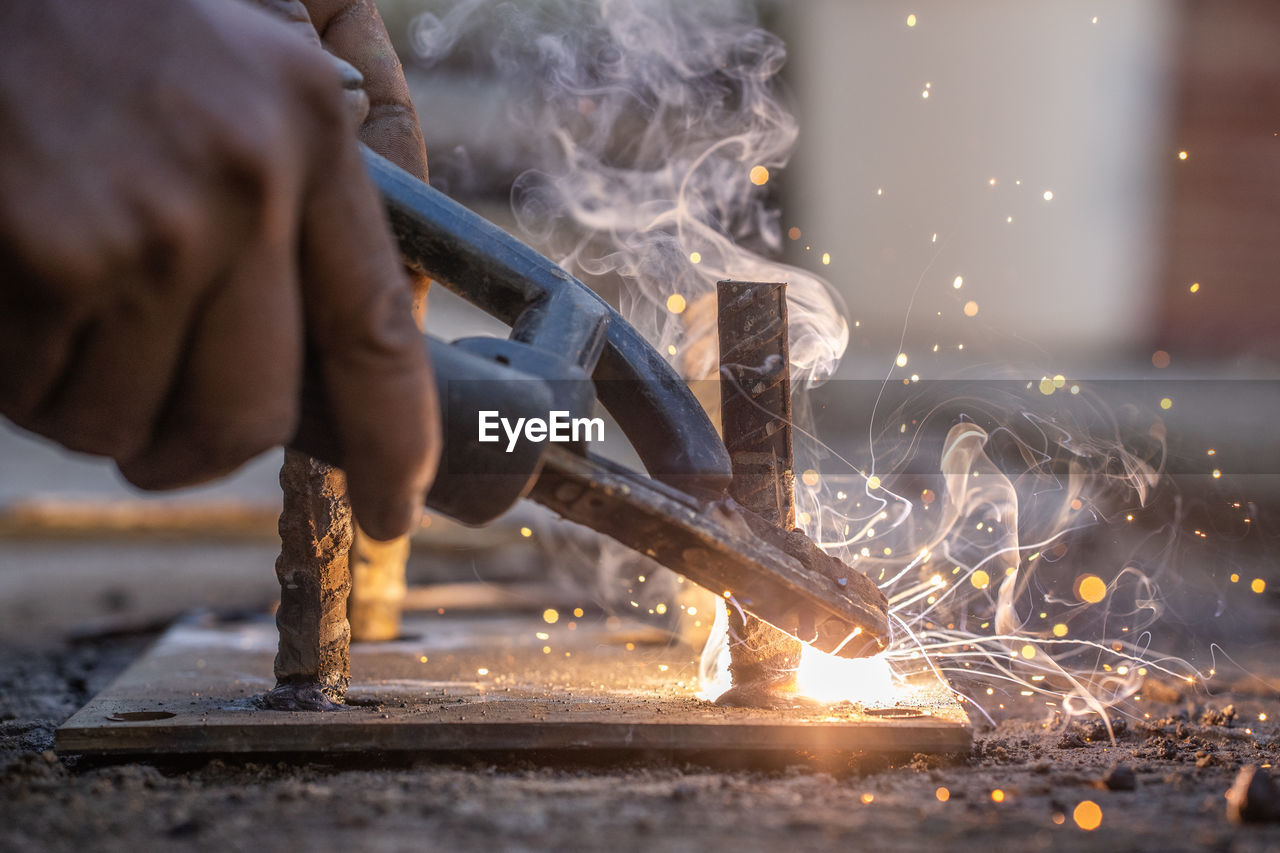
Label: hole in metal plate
xmin=864 ymin=707 xmax=926 ymax=719
xmin=106 ymin=711 xmax=177 ymax=722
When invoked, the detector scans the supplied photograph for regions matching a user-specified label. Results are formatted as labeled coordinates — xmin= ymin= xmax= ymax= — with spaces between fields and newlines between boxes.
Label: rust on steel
xmin=265 ymin=449 xmax=353 ymax=711
xmin=716 ymin=280 xmax=803 ymax=694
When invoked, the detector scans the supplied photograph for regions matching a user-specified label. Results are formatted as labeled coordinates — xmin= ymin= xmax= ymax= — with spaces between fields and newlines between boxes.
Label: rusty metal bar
xmin=716 ymin=280 xmax=803 ymax=695
xmin=265 ymin=449 xmax=352 ymax=711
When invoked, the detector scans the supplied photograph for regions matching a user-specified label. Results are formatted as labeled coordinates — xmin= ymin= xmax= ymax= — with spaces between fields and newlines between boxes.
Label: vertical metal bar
xmin=264 ymin=449 xmax=352 ymax=711
xmin=716 ymin=280 xmax=802 ymax=697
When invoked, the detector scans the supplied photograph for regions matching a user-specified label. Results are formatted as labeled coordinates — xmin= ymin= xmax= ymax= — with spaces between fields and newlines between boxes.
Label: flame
xmin=794 ymin=648 xmax=899 ymax=706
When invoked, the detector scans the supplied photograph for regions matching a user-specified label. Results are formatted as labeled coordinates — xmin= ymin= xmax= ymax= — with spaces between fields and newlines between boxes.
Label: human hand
xmin=0 ymin=0 xmax=439 ymax=540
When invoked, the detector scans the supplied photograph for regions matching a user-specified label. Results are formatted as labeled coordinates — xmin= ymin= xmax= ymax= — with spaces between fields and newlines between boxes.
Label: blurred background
xmin=3 ymin=0 xmax=1278 ymax=661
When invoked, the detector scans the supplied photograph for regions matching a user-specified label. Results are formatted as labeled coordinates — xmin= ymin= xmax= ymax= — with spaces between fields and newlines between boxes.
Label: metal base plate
xmin=57 ymin=611 xmax=970 ymax=758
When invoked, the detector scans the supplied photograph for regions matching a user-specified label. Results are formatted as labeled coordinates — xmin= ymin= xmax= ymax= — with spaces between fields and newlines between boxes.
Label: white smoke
xmin=412 ymin=0 xmax=847 ymax=386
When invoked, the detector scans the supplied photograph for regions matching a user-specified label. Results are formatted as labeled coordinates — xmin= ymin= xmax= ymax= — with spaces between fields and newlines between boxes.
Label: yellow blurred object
xmin=347 ymin=522 xmax=410 ymax=642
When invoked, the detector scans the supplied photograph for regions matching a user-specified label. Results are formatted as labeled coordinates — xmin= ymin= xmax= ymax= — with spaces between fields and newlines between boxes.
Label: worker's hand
xmin=0 ymin=0 xmax=440 ymax=540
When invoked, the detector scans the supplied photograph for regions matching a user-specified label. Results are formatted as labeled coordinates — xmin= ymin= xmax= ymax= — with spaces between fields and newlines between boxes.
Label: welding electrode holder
xmin=361 ymin=145 xmax=732 ymax=493
xmin=294 ymin=144 xmax=731 ymax=526
xmin=291 ymin=148 xmax=889 ymax=657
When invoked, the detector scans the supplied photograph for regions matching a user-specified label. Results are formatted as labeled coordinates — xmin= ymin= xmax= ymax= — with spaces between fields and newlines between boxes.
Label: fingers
xmin=118 ymin=238 xmax=303 ymax=491
xmin=298 ymin=125 xmax=439 ymax=541
xmin=250 ymin=0 xmax=371 ymax=124
xmin=16 ymin=285 xmax=187 ymax=461
xmin=248 ymin=0 xmax=322 ymax=46
xmin=303 ymin=0 xmax=431 ymax=318
xmin=303 ymin=0 xmax=428 ymax=181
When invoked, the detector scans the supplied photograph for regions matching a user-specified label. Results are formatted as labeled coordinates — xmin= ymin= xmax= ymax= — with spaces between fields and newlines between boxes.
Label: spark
xmin=1152 ymin=350 xmax=1170 ymax=368
xmin=689 ymin=251 xmax=702 ymax=264
xmin=542 ymin=608 xmax=560 ymax=624
xmin=749 ymin=165 xmax=769 ymax=185
xmin=666 ymin=293 xmax=687 ymax=314
xmin=418 ymin=655 xmax=428 ymax=663
xmin=896 ymin=352 xmax=909 ymax=367
xmin=520 ymin=526 xmax=533 ymax=538
xmin=1006 ymin=216 xmax=1013 ymax=223
xmin=1077 ymin=574 xmax=1107 ymax=604
xmin=1043 ymin=190 xmax=1054 ymax=201
xmin=1212 ymin=469 xmax=1221 ymax=479
xmin=861 ymin=792 xmax=875 ymax=804
xmin=573 ymin=607 xmax=584 ymax=617
xmin=667 ymin=344 xmax=677 ymax=355
xmin=822 ymin=252 xmax=831 ymax=265
xmin=953 ymin=275 xmax=964 ymax=289
xmin=1160 ymin=397 xmax=1173 ymax=410
xmin=787 ymin=226 xmax=801 ymax=240
xmin=991 ymin=789 xmax=1006 ymax=803
xmin=802 ymin=469 xmax=820 ymax=486
xmin=1252 ymin=578 xmax=1267 ymax=594
xmin=936 ymin=787 xmax=950 ymax=802
xmin=655 ymin=603 xmax=668 ymax=615
xmin=1073 ymin=800 xmax=1103 ymax=830
xmin=1190 ymin=281 xmax=1200 ymax=293
xmin=867 ymin=475 xmax=882 ymax=490
xmin=477 ymin=667 xmax=489 ymax=676
xmin=906 ymin=13 xmax=917 ymax=27
xmin=1231 ymin=573 xmax=1240 ymax=583
xmin=1178 ymin=150 xmax=1189 ymax=161
xmin=971 ymin=570 xmax=990 ymax=590
xmin=1021 ymin=644 xmax=1037 ymax=659
xmin=963 ymin=300 xmax=979 ymax=317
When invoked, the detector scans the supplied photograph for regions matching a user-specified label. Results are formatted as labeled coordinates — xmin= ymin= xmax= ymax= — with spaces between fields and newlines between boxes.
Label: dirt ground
xmin=2 ymin=629 xmax=1279 ymax=853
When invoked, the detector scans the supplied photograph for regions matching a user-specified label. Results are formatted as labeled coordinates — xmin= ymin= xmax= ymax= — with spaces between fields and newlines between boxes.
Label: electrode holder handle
xmin=362 ymin=146 xmax=731 ymax=493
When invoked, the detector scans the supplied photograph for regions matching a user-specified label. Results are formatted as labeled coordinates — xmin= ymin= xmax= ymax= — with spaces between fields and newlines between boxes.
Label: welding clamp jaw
xmin=290 ymin=147 xmax=889 ymax=659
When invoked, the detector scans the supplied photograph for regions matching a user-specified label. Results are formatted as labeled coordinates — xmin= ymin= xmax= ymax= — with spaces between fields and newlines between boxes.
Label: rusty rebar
xmin=716 ymin=280 xmax=802 ymax=693
xmin=265 ymin=449 xmax=352 ymax=711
